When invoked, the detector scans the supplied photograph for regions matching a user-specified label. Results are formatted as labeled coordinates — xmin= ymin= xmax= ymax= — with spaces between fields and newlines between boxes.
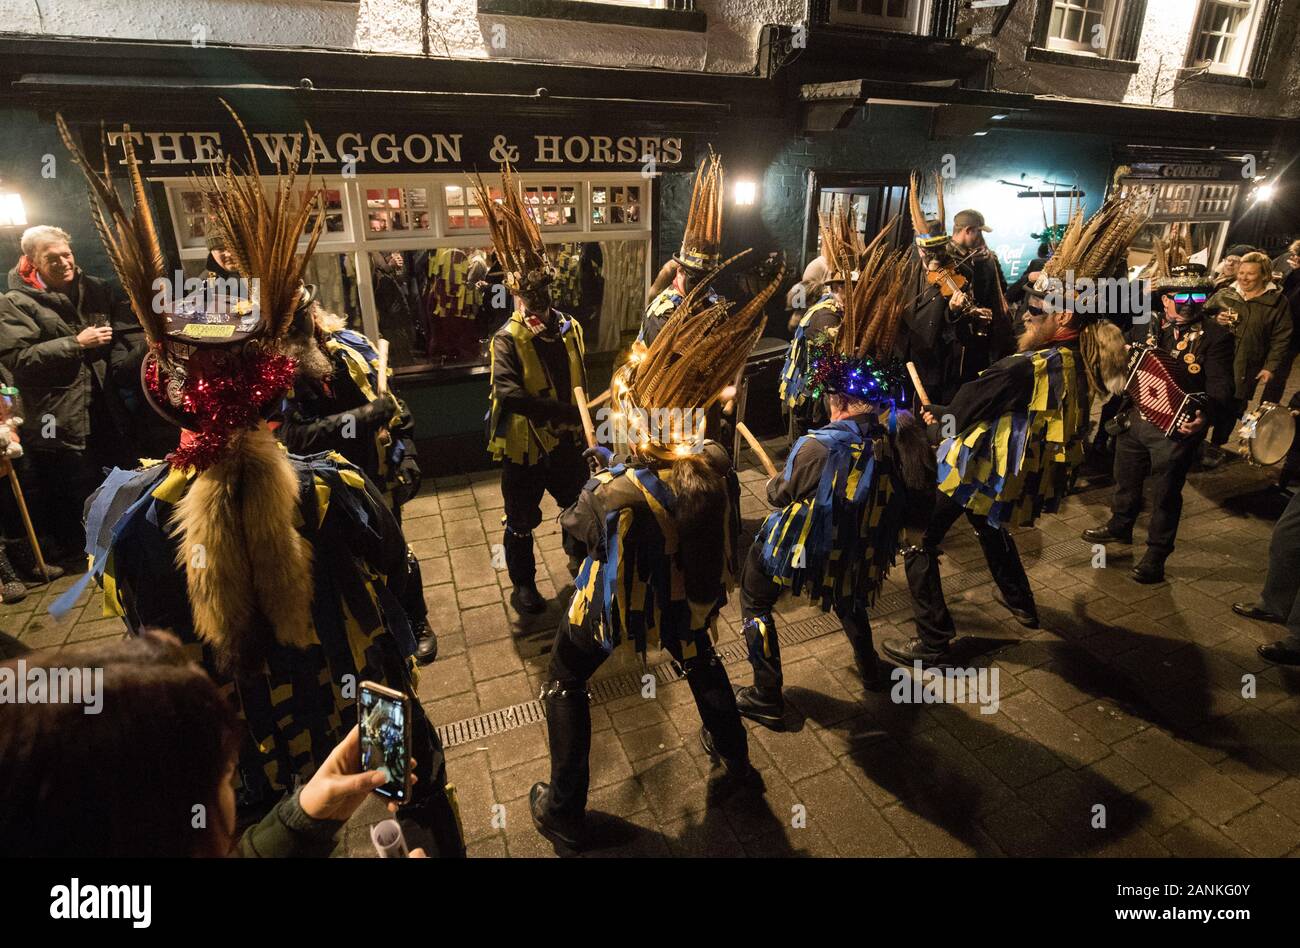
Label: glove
xmin=356 ymin=392 xmax=399 ymax=428
xmin=583 ymin=446 xmax=613 ymax=474
xmin=394 ymin=456 xmax=422 ymax=505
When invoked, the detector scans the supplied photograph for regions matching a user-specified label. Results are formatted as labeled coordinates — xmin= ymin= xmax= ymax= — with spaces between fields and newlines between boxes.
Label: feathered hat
xmin=1032 ymin=193 xmax=1151 ymax=316
xmin=807 ymin=231 xmax=917 ymax=403
xmin=471 ymin=162 xmax=554 ymax=304
xmin=57 ymin=102 xmax=325 ymax=472
xmin=611 ymin=252 xmax=784 ymax=462
xmin=1150 ymin=262 xmax=1215 ymax=298
xmin=58 ymin=101 xmax=325 ymax=667
xmin=674 ymin=148 xmax=724 ymax=274
xmin=819 ymin=201 xmax=866 ymax=285
xmin=1142 ymin=222 xmax=1196 ymax=291
xmin=908 ymin=170 xmax=949 ymax=250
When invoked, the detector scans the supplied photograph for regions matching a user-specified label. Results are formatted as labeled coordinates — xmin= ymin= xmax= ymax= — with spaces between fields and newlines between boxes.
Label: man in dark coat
xmin=0 ymin=225 xmax=172 ymax=561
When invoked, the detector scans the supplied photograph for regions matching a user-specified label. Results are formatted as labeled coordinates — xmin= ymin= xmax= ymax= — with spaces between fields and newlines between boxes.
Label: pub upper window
xmin=1187 ymin=0 xmax=1263 ymax=76
xmin=1045 ymin=0 xmax=1122 ymax=56
xmin=830 ymin=0 xmax=931 ymax=33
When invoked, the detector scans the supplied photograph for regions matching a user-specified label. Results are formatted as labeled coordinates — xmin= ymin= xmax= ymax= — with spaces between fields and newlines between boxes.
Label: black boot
xmin=1082 ymin=525 xmax=1132 ymax=544
xmin=682 ymin=653 xmax=750 ymax=762
xmin=413 ymin=620 xmax=439 ymax=665
xmin=534 ymin=680 xmax=592 ymax=849
xmin=0 ymin=543 xmax=27 ymax=604
xmin=5 ymin=539 xmax=64 ymax=586
xmin=1131 ymin=551 xmax=1167 ymax=584
xmin=503 ymin=528 xmax=545 ymax=614
xmin=734 ymin=685 xmax=784 ymax=727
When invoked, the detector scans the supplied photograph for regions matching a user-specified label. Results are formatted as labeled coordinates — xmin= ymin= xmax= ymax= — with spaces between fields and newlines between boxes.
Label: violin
xmin=926 ymin=264 xmax=992 ymax=337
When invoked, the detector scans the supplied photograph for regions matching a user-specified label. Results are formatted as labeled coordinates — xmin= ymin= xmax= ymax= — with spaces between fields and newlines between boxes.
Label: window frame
xmin=1186 ymin=0 xmax=1266 ymax=77
xmin=1043 ymin=0 xmax=1122 ymax=57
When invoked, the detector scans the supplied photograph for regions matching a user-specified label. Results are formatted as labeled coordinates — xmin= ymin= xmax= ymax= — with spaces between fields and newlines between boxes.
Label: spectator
xmin=1203 ymin=252 xmax=1291 ymax=459
xmin=0 ymin=226 xmax=144 ymax=562
xmin=1271 ymin=240 xmax=1297 ymax=280
xmin=1213 ymin=254 xmax=1241 ymax=290
xmin=1209 ymin=251 xmax=1293 ymax=398
xmin=0 ymin=631 xmax=410 ymax=857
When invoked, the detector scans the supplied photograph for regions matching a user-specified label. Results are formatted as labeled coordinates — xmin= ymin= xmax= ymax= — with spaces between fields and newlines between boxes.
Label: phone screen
xmin=359 ymin=684 xmax=410 ymax=802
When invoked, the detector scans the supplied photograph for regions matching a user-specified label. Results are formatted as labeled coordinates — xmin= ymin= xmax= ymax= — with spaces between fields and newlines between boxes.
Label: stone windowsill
xmin=1177 ymin=68 xmax=1263 ymax=89
xmin=476 ymin=0 xmax=707 ymax=33
xmin=1025 ymin=45 xmax=1140 ymax=75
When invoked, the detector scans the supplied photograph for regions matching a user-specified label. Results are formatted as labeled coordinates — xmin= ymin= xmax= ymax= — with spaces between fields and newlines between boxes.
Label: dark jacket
xmin=235 ymin=788 xmax=345 ymax=858
xmin=0 ymin=266 xmax=142 ymax=458
xmin=272 ymin=334 xmax=418 ymax=495
xmin=1206 ymin=283 xmax=1293 ymax=399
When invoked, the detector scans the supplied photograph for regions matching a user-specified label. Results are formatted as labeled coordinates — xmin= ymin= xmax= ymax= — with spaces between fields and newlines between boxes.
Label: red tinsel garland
xmin=147 ymin=347 xmax=298 ymax=472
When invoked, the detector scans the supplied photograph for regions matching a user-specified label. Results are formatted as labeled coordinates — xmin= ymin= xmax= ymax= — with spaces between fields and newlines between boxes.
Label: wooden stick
xmin=573 ymin=385 xmax=597 ymax=449
xmin=376 ymin=339 xmax=390 ymax=396
xmin=588 ymin=388 xmax=611 ymax=408
xmin=2 ymin=455 xmax=50 ymax=583
xmin=906 ymin=361 xmax=932 ymax=408
xmin=735 ymin=422 xmax=778 ymax=479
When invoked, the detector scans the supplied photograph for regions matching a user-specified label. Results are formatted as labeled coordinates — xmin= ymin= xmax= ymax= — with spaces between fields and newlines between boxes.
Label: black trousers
xmin=21 ymin=447 xmax=103 ymax=556
xmin=738 ymin=542 xmax=876 ymax=692
xmin=500 ymin=438 xmax=588 ymax=585
xmin=903 ymin=490 xmax=1034 ymax=647
xmin=1257 ymin=487 xmax=1300 ymax=649
xmin=538 ymin=615 xmax=748 ymax=821
xmin=1107 ymin=416 xmax=1202 ymax=559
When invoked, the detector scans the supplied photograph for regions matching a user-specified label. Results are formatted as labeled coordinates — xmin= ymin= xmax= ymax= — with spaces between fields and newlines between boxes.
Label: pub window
xmin=591 ymin=183 xmax=642 ymax=227
xmin=443 ymin=183 xmax=499 ymax=233
xmin=1187 ymin=0 xmax=1264 ymax=76
xmin=168 ymin=188 xmax=211 ymax=251
xmin=365 ymin=186 xmax=432 ymax=236
xmin=830 ymin=0 xmax=931 ymax=33
xmin=522 ymin=183 xmax=580 ymax=230
xmin=281 ymin=184 xmax=348 ymax=239
xmin=1045 ymin=0 xmax=1122 ymax=55
xmin=161 ymin=172 xmax=652 ymax=375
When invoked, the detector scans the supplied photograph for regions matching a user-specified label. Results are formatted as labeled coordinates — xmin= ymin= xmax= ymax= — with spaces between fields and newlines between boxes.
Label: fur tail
xmin=1081 ymin=320 xmax=1130 ymax=397
xmin=171 ymin=425 xmax=315 ymax=672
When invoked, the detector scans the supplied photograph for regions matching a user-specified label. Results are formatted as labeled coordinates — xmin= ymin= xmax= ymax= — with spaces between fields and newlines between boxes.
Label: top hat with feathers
xmin=612 ymin=251 xmax=784 ymax=462
xmin=673 ymin=148 xmax=724 ymax=274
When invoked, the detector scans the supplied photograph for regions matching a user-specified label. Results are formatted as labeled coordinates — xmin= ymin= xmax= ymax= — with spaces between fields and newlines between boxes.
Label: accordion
xmin=1124 ymin=345 xmax=1206 ymax=439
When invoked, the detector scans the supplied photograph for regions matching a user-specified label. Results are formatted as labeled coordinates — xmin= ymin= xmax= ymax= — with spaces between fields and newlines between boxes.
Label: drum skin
xmin=1239 ymin=403 xmax=1297 ymax=466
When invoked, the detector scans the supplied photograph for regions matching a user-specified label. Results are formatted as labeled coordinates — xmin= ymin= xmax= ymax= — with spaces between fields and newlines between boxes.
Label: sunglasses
xmin=1168 ymin=292 xmax=1208 ymax=305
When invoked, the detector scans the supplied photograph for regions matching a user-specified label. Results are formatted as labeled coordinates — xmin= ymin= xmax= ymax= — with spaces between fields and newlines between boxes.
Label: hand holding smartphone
xmin=358 ymin=681 xmax=412 ymax=805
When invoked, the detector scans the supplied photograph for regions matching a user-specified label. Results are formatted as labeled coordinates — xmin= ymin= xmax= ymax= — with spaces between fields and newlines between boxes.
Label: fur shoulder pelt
xmin=171 ymin=425 xmax=315 ymax=671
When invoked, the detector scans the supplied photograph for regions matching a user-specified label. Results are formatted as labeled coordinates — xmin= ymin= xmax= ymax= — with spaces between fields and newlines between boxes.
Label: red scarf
xmin=16 ymin=255 xmax=46 ymax=291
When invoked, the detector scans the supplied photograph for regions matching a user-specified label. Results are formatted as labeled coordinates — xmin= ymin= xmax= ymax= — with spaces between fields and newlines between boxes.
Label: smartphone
xmin=358 ymin=681 xmax=411 ymax=804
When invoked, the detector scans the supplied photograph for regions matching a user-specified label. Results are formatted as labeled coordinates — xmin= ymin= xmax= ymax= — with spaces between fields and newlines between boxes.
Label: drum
xmin=1237 ymin=403 xmax=1296 ymax=466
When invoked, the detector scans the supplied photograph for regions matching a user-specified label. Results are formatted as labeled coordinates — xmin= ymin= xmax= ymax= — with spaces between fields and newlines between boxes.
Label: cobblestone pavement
xmin=8 ymin=440 xmax=1300 ymax=858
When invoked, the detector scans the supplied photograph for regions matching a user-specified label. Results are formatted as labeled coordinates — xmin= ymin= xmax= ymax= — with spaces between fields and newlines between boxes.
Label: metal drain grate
xmin=434 ymin=536 xmax=1092 ymax=748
